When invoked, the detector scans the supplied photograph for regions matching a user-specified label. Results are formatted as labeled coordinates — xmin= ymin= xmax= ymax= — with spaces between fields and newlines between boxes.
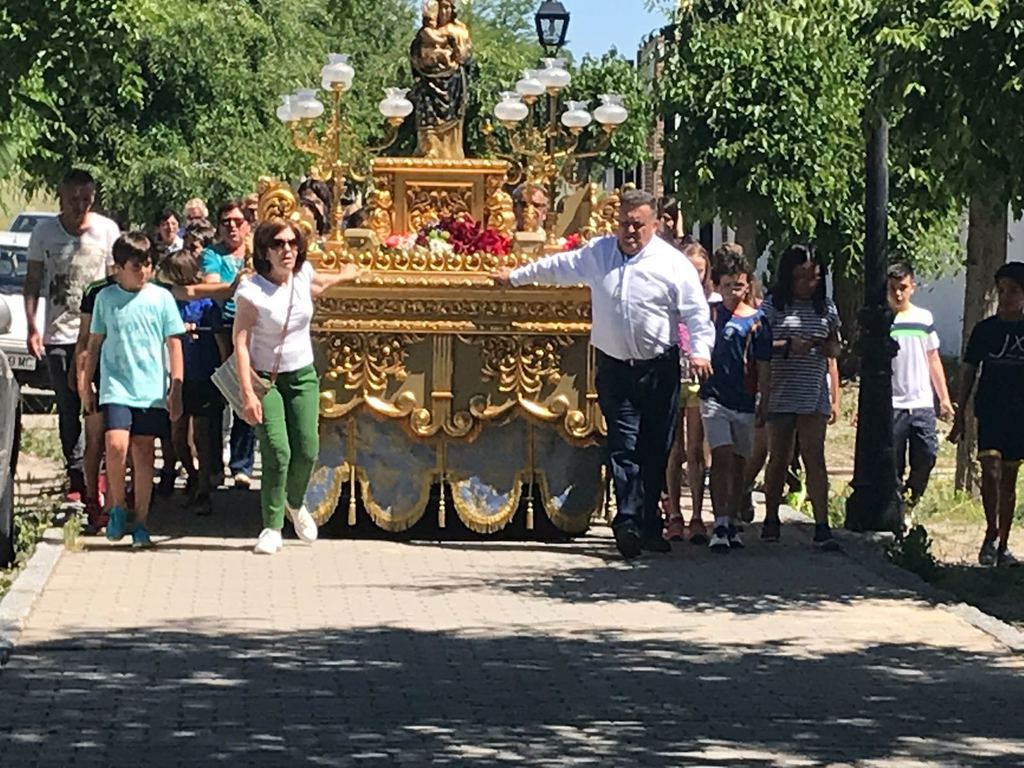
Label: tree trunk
xmin=955 ymin=196 xmax=1007 ymax=494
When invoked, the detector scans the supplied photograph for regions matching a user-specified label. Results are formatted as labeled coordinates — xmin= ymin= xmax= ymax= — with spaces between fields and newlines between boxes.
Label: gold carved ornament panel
xmin=315 ymin=295 xmax=592 ymax=334
xmin=459 ymin=334 xmax=603 ymax=443
xmin=315 ymin=330 xmax=604 ymax=445
xmin=406 ymin=183 xmax=474 ymax=233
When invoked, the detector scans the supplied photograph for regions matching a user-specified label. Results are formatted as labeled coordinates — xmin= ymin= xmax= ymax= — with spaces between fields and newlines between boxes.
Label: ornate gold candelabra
xmin=276 ymin=53 xmax=413 ymax=249
xmin=489 ymin=58 xmax=628 ymax=245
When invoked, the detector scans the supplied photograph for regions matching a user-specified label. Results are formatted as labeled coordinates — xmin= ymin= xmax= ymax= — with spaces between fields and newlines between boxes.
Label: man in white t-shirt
xmin=887 ymin=263 xmax=954 ymax=511
xmin=24 ymin=169 xmax=119 ymax=499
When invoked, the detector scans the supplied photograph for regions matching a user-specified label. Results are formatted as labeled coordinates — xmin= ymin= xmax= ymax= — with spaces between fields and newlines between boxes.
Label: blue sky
xmin=560 ymin=1 xmax=669 ymax=60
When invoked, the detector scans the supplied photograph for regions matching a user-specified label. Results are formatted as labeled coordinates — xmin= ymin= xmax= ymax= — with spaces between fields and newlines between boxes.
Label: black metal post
xmin=699 ymin=221 xmax=714 ymax=255
xmin=845 ymin=112 xmax=902 ymax=532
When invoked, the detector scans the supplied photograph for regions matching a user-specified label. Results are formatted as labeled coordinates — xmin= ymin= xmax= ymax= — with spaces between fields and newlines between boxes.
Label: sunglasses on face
xmin=220 ymin=217 xmax=246 ymax=227
xmin=270 ymin=237 xmax=297 ymax=251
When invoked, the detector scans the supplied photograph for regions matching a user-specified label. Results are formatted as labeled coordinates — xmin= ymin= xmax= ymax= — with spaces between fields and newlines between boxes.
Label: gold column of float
xmin=432 ymin=335 xmax=455 ymax=528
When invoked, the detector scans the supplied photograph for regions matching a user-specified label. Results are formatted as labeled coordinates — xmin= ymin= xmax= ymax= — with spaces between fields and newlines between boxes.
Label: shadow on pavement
xmin=1 ymin=626 xmax=1022 ymax=766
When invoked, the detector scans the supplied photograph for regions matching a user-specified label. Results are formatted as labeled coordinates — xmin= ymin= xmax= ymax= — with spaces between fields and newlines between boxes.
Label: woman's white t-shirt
xmin=235 ymin=261 xmax=315 ymax=374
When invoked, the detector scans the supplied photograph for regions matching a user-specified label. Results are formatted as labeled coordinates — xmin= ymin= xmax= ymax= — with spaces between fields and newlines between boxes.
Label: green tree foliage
xmin=0 ymin=0 xmax=652 ymax=225
xmin=658 ymin=0 xmax=960 ymax=276
xmin=564 ymin=51 xmax=655 ymax=174
xmin=877 ymin=1 xmax=1024 ymax=492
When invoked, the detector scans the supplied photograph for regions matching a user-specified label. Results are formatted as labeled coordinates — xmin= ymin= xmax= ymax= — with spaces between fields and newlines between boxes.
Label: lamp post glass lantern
xmin=278 ymin=53 xmax=410 ymax=241
xmin=535 ymin=1 xmax=569 ymax=54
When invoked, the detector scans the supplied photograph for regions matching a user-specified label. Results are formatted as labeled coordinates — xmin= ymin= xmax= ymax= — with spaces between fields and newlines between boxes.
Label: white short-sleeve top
xmin=235 ymin=261 xmax=315 ymax=374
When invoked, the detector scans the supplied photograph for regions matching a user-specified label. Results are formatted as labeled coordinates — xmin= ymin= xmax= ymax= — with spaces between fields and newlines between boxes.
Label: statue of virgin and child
xmin=410 ymin=0 xmax=472 ymax=160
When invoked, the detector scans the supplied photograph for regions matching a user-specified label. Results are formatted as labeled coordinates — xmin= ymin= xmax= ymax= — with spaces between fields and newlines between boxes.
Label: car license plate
xmin=6 ymin=353 xmax=37 ymax=371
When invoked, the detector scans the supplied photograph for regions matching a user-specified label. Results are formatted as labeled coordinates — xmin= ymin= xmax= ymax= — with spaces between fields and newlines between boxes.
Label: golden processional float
xmin=258 ymin=2 xmax=629 ymax=538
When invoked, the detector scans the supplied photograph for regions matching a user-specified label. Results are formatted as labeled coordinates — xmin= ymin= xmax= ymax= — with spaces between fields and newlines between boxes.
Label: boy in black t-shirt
xmin=75 ymin=275 xmax=116 ymax=532
xmin=950 ymin=261 xmax=1024 ymax=567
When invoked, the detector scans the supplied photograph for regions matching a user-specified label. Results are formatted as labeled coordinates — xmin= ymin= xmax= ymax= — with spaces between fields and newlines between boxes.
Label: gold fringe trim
xmin=357 ymin=466 xmax=432 ymax=533
xmin=449 ymin=473 xmax=525 ymax=534
xmin=534 ymin=469 xmax=600 ymax=535
xmin=310 ymin=464 xmax=347 ymax=526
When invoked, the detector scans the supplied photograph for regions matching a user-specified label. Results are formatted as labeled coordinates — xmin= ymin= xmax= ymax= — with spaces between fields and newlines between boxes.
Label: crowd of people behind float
xmin=22 ymin=170 xmax=1024 ymax=564
xmin=24 ymin=169 xmax=358 ymax=552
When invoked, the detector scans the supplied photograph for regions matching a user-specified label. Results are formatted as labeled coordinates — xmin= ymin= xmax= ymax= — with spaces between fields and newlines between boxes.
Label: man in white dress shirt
xmin=493 ymin=190 xmax=714 ymax=558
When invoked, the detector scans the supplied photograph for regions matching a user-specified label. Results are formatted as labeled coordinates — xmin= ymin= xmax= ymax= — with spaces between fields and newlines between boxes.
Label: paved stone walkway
xmin=2 ymin=491 xmax=1023 ymax=766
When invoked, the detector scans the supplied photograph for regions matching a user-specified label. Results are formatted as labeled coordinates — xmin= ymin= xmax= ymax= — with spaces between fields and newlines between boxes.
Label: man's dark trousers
xmin=596 ymin=347 xmax=680 ymax=540
xmin=893 ymin=407 xmax=938 ymax=502
xmin=44 ymin=344 xmax=84 ymax=492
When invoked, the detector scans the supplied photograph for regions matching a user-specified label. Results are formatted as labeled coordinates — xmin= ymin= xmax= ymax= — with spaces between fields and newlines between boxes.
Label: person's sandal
xmin=665 ymin=515 xmax=685 ymax=542
xmin=687 ymin=518 xmax=709 ymax=546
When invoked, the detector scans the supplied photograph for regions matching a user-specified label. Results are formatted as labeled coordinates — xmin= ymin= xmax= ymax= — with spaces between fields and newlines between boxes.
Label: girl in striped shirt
xmin=761 ymin=244 xmax=842 ymax=550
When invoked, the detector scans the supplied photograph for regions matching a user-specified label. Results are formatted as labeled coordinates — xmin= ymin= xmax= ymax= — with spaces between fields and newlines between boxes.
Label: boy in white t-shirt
xmin=887 ymin=263 xmax=954 ymax=512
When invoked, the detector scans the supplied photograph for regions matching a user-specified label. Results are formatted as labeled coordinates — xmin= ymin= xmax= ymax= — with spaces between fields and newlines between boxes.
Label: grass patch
xmin=928 ymin=565 xmax=1024 ymax=628
xmin=0 ymin=176 xmax=56 ymax=221
xmin=0 ymin=494 xmax=57 ymax=598
xmin=20 ymin=426 xmax=64 ymax=463
xmin=883 ymin=476 xmax=1024 ymax=631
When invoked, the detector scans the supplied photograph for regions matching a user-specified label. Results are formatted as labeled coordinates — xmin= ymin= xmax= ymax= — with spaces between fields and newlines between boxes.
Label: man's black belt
xmin=596 ymin=346 xmax=677 ymax=368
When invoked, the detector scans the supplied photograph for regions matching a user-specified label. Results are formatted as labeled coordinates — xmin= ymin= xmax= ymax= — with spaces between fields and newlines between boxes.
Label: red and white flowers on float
xmin=383 ymin=215 xmax=513 ymax=258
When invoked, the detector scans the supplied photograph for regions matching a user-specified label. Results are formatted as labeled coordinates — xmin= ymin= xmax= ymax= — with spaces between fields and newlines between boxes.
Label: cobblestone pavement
xmin=1 ymin=491 xmax=1023 ymax=767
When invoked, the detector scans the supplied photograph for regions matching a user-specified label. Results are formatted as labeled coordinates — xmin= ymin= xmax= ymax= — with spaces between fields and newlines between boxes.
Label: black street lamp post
xmin=535 ymin=1 xmax=570 ymax=54
xmin=845 ymin=109 xmax=903 ymax=532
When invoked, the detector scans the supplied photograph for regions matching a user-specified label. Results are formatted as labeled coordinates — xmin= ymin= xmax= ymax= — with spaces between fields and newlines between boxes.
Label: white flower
xmin=427 ymin=237 xmax=453 ymax=256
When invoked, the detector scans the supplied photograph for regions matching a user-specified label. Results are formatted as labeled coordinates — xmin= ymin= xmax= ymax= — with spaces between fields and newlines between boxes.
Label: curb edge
xmin=0 ymin=528 xmax=65 ymax=666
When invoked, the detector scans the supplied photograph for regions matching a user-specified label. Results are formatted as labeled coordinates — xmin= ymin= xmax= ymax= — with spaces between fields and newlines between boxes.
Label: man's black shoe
xmin=613 ymin=525 xmax=643 ymax=559
xmin=642 ymin=535 xmax=671 ymax=553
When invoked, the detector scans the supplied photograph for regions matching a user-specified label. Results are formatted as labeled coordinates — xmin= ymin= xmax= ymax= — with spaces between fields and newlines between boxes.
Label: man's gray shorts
xmin=699 ymin=398 xmax=755 ymax=457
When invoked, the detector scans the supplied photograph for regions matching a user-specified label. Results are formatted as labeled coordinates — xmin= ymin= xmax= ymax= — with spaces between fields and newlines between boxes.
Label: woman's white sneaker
xmin=286 ymin=504 xmax=318 ymax=543
xmin=253 ymin=528 xmax=283 ymax=554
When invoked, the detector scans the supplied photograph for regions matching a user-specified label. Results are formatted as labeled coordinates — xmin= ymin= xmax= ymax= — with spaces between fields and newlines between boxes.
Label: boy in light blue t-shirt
xmin=83 ymin=232 xmax=185 ymax=547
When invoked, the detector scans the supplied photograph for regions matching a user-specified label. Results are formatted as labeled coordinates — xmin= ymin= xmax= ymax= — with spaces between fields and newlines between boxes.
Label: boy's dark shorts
xmin=977 ymin=416 xmax=1024 ymax=463
xmin=183 ymin=380 xmax=224 ymax=418
xmin=103 ymin=405 xmax=170 ymax=438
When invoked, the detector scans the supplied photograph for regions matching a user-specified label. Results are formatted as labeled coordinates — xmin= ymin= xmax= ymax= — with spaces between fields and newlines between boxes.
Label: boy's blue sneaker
xmin=106 ymin=506 xmax=128 ymax=541
xmin=131 ymin=525 xmax=154 ymax=548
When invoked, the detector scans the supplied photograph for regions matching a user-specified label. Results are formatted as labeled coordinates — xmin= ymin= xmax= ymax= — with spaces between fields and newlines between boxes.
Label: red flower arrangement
xmin=561 ymin=233 xmax=583 ymax=251
xmin=415 ymin=216 xmax=513 ymax=256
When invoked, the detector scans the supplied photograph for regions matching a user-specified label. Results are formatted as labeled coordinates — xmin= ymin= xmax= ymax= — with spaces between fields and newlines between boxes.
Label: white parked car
xmin=0 ymin=232 xmax=49 ymax=391
xmin=6 ymin=211 xmax=56 ymax=249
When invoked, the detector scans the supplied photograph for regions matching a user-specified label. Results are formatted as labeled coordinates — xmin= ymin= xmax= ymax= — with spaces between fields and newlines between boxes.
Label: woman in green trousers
xmin=233 ymin=218 xmax=360 ymax=555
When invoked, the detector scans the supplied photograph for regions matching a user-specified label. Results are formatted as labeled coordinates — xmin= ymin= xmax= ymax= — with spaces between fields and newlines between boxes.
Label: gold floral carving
xmin=587 ymin=188 xmax=621 ymax=238
xmin=407 ymin=185 xmax=475 ymax=232
xmin=319 ymin=250 xmax=536 ymax=274
xmin=373 ymin=157 xmax=508 ymax=172
xmin=471 ymin=335 xmax=572 ymax=396
xmin=315 ymin=297 xmax=590 ymax=326
xmin=256 ymin=177 xmax=318 ymax=246
xmin=322 ymin=333 xmax=424 ymax=394
xmin=484 ymin=174 xmax=515 ymax=238
xmin=367 ymin=172 xmax=395 ymax=241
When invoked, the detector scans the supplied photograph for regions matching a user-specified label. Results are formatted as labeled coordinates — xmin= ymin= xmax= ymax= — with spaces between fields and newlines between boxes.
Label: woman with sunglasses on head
xmin=760 ymin=244 xmax=842 ymax=550
xmin=198 ymin=200 xmax=256 ymax=489
xmin=233 ymin=219 xmax=361 ymax=555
